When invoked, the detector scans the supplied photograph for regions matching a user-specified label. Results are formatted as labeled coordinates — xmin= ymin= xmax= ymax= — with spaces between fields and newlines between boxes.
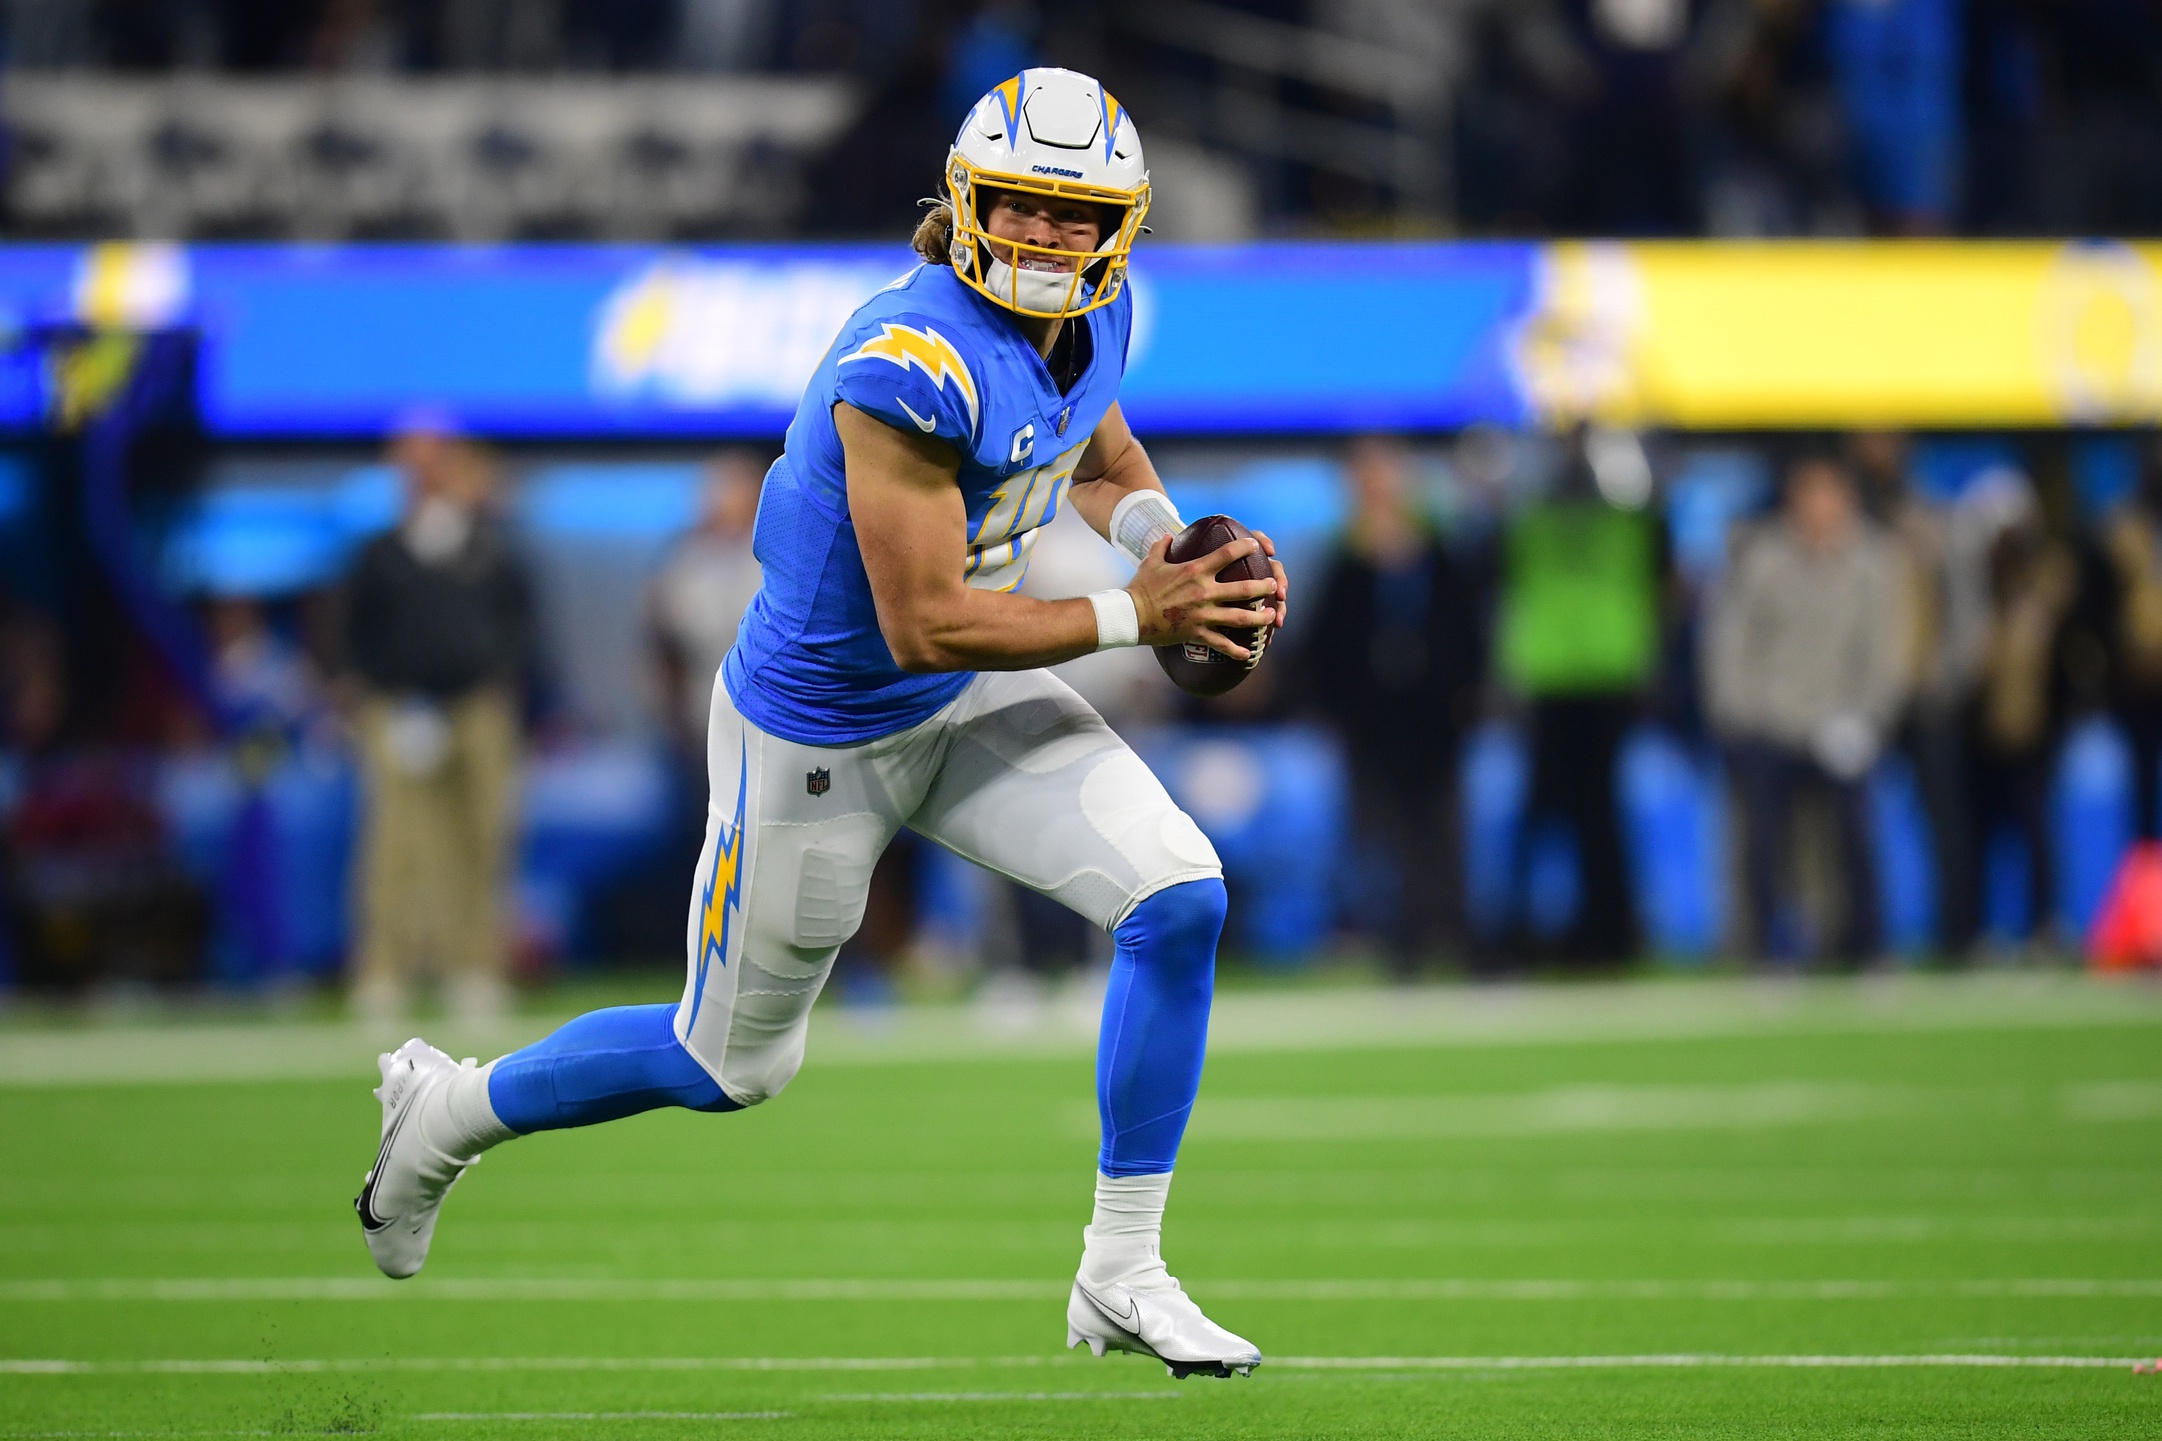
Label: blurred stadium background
xmin=2 ymin=0 xmax=2161 ymax=998
xmin=3 ymin=5 xmax=2162 ymax=1438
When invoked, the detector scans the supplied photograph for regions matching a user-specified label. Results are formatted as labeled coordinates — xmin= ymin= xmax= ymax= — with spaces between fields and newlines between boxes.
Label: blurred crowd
xmin=5 ymin=0 xmax=2156 ymax=238
xmin=9 ymin=410 xmax=2162 ymax=999
xmin=1281 ymin=425 xmax=2161 ymax=974
xmin=0 ymin=422 xmax=770 ymax=1010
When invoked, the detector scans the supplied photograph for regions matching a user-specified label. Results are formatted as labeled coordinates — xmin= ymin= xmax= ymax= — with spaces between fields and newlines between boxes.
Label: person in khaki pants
xmin=345 ymin=425 xmax=534 ymax=1021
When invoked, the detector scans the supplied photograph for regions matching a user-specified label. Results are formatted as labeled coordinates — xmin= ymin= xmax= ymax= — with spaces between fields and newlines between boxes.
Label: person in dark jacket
xmin=1301 ymin=435 xmax=1487 ymax=976
xmin=2089 ymin=438 xmax=2162 ymax=841
xmin=345 ymin=423 xmax=534 ymax=1020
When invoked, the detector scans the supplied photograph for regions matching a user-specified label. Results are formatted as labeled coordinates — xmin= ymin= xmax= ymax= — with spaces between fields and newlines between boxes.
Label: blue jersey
xmin=724 ymin=262 xmax=1133 ymax=745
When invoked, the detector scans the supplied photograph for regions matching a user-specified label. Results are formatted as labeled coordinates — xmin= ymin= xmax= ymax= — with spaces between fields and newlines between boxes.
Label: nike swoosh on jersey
xmin=895 ymin=398 xmax=939 ymax=433
xmin=354 ymin=1083 xmax=414 ymax=1233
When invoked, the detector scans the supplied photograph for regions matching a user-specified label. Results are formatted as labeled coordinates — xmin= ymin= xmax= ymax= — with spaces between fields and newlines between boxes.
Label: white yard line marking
xmin=0 ymin=1278 xmax=1065 ymax=1302
xmin=4 ymin=1354 xmax=2153 ymax=1377
xmin=5 ymin=1277 xmax=2161 ymax=1303
xmin=0 ymin=1358 xmax=1043 ymax=1376
xmin=1277 ymin=1355 xmax=2151 ymax=1370
xmin=414 ymin=1413 xmax=787 ymax=1422
xmin=4 ymin=974 xmax=2157 ymax=1087
xmin=816 ymin=1392 xmax=1182 ymax=1402
xmin=1210 ymin=1279 xmax=2162 ymax=1300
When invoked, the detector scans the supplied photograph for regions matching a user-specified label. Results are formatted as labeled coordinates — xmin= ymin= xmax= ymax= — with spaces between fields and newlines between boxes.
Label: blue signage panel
xmin=0 ymin=242 xmax=1541 ymax=437
xmin=1123 ymin=243 xmax=1535 ymax=433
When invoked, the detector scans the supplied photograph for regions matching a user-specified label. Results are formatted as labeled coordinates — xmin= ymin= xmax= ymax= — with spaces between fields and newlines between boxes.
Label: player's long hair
xmin=912 ymin=200 xmax=956 ymax=266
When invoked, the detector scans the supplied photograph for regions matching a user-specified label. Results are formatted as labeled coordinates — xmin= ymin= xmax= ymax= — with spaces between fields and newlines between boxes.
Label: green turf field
xmin=5 ymin=973 xmax=2162 ymax=1438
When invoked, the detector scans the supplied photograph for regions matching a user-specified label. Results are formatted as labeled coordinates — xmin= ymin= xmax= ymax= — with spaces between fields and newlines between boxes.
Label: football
xmin=1153 ymin=513 xmax=1276 ymax=697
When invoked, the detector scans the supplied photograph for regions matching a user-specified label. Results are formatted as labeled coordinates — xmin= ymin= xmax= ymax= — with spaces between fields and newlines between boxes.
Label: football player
xmin=354 ymin=67 xmax=1285 ymax=1380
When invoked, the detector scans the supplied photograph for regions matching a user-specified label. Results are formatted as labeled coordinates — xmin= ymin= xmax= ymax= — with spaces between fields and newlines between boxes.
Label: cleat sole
xmin=1164 ymin=1358 xmax=1258 ymax=1380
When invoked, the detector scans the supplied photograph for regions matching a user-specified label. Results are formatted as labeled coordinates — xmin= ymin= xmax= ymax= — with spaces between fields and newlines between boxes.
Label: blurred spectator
xmin=90 ymin=0 xmax=196 ymax=69
xmin=1695 ymin=0 xmax=1848 ymax=236
xmin=2092 ymin=438 xmax=2162 ymax=840
xmin=649 ymin=451 xmax=765 ymax=750
xmin=217 ymin=0 xmax=325 ymax=70
xmin=0 ymin=602 xmax=67 ymax=754
xmin=1705 ymin=453 xmax=1910 ymax=962
xmin=1959 ymin=469 xmax=2076 ymax=952
xmin=344 ymin=425 xmax=534 ymax=1020
xmin=562 ymin=0 xmax=680 ymax=71
xmin=208 ymin=597 xmax=329 ymax=748
xmin=2023 ymin=0 xmax=2162 ymax=235
xmin=940 ymin=2 xmax=1038 ymax=123
xmin=398 ymin=0 xmax=564 ymax=70
xmin=18 ymin=0 xmax=2158 ymax=238
xmin=1847 ymin=430 xmax=1984 ymax=953
xmin=0 ymin=601 xmax=61 ymax=985
xmin=1300 ymin=435 xmax=1486 ymax=976
xmin=676 ymin=0 xmax=780 ymax=70
xmin=1498 ymin=428 xmax=1663 ymax=964
xmin=1455 ymin=0 xmax=1596 ymax=232
xmin=1558 ymin=0 xmax=1702 ymax=234
xmin=4 ymin=753 xmax=207 ymax=987
xmin=798 ymin=31 xmax=950 ymax=236
xmin=1823 ymin=0 xmax=1961 ymax=233
xmin=307 ymin=0 xmax=401 ymax=71
xmin=203 ymin=597 xmax=332 ymax=986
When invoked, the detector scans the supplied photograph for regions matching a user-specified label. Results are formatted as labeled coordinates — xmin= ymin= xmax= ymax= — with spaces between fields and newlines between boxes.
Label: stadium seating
xmin=2 ymin=76 xmax=858 ymax=241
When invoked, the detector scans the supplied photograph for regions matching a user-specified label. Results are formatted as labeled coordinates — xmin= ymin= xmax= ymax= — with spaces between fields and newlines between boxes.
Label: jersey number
xmin=965 ymin=440 xmax=1088 ymax=592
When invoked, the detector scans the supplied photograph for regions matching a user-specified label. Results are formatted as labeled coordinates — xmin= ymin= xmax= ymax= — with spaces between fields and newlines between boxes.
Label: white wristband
xmin=1088 ymin=588 xmax=1141 ymax=651
xmin=1109 ymin=490 xmax=1183 ymax=568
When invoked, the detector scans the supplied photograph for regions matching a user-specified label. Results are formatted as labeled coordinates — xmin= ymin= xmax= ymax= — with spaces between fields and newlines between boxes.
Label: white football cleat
xmin=1067 ymin=1261 xmax=1261 ymax=1379
xmin=354 ymin=1038 xmax=476 ymax=1279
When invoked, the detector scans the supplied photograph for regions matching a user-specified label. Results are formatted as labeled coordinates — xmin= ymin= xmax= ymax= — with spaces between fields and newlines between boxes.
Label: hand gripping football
xmin=1154 ymin=514 xmax=1275 ymax=697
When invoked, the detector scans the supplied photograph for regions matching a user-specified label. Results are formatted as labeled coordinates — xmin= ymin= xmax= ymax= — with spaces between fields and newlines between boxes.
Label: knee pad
xmin=1114 ymin=877 xmax=1228 ymax=966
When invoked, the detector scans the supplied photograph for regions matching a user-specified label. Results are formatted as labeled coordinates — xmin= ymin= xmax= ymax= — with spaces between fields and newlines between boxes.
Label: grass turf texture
xmin=3 ymin=978 xmax=2162 ymax=1438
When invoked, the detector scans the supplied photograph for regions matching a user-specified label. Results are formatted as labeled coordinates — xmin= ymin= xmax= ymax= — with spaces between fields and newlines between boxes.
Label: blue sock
xmin=487 ymin=1003 xmax=739 ymax=1135
xmin=1097 ymin=878 xmax=1226 ymax=1177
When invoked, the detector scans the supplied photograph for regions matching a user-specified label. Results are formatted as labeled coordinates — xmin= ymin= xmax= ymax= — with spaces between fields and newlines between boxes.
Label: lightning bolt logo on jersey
xmin=840 ymin=323 xmax=980 ymax=432
xmin=725 ymin=260 xmax=1135 ymax=745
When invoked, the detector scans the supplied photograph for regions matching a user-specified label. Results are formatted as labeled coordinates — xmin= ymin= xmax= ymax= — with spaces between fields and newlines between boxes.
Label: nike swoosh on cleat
xmin=1079 ymin=1282 xmax=1137 ymax=1327
xmin=895 ymin=398 xmax=939 ymax=433
xmin=353 ymin=1079 xmax=413 ymax=1234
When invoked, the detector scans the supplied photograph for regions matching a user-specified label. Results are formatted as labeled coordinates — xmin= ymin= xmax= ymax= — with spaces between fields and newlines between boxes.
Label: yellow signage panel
xmin=1514 ymin=241 xmax=2162 ymax=429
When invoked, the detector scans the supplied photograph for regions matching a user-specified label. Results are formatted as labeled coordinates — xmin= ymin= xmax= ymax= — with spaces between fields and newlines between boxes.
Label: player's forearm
xmin=1068 ymin=437 xmax=1164 ymax=542
xmin=878 ymin=587 xmax=1103 ymax=673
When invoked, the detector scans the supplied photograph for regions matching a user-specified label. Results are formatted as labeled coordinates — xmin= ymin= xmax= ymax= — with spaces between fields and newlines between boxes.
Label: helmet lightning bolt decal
xmin=993 ymin=73 xmax=1024 ymax=148
xmin=840 ymin=323 xmax=980 ymax=433
xmin=685 ymin=737 xmax=749 ymax=1034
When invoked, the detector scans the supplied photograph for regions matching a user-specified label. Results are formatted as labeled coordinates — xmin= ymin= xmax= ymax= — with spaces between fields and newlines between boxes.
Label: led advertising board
xmin=0 ymin=240 xmax=2155 ymax=436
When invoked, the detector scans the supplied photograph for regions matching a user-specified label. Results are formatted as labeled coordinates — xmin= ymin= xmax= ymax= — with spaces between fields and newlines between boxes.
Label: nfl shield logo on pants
xmin=805 ymin=767 xmax=831 ymax=796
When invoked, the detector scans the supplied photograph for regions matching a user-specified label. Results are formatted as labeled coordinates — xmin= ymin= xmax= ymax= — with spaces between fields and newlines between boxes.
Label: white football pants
xmin=674 ymin=668 xmax=1223 ymax=1106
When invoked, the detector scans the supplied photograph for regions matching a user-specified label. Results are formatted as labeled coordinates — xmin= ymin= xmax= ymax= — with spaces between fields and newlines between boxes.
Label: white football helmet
xmin=944 ymin=67 xmax=1150 ymax=321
